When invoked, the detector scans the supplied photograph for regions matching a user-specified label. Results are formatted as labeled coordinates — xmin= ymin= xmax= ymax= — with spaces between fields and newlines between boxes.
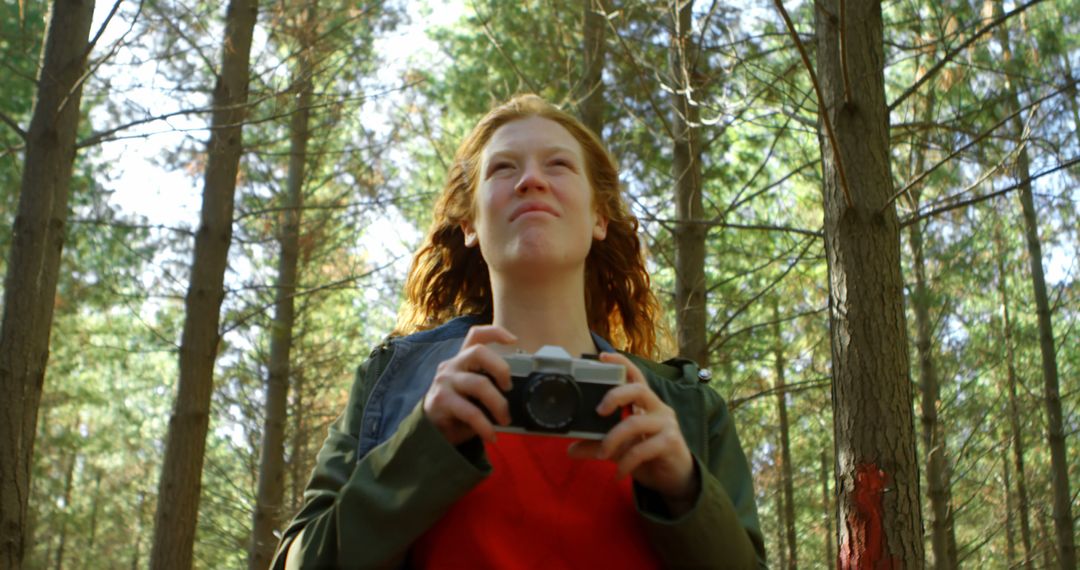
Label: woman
xmin=272 ymin=95 xmax=765 ymax=569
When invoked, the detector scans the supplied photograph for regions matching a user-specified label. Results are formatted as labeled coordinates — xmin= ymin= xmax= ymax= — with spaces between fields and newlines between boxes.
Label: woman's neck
xmin=489 ymin=267 xmax=596 ymax=357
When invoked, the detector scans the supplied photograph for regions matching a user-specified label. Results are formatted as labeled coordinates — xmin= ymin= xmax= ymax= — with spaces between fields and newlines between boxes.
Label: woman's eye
xmin=490 ymin=162 xmax=513 ymax=173
xmin=551 ymin=159 xmax=573 ymax=169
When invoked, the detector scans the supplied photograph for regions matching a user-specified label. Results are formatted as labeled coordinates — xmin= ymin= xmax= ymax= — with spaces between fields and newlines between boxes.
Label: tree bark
xmin=150 ymin=1 xmax=259 ymax=568
xmin=773 ymin=301 xmax=798 ymax=569
xmin=994 ymin=4 xmax=1075 ymax=566
xmin=577 ymin=0 xmax=607 ymax=138
xmin=908 ymin=216 xmax=958 ymax=569
xmin=995 ymin=232 xmax=1033 ymax=569
xmin=1002 ymin=422 xmax=1016 ymax=565
xmin=0 ymin=3 xmax=95 ymax=568
xmin=814 ymin=0 xmax=924 ymax=566
xmin=249 ymin=11 xmax=312 ymax=568
xmin=671 ymin=0 xmax=707 ymax=368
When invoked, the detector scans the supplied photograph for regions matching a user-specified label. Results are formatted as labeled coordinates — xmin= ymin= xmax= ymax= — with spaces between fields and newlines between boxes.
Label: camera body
xmin=493 ymin=345 xmax=625 ymax=440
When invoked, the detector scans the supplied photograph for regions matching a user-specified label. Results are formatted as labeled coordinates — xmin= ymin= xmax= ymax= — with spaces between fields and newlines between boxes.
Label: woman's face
xmin=462 ymin=116 xmax=607 ymax=275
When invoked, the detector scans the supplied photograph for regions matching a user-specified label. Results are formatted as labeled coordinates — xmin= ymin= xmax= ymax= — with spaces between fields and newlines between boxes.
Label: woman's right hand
xmin=423 ymin=325 xmax=517 ymax=446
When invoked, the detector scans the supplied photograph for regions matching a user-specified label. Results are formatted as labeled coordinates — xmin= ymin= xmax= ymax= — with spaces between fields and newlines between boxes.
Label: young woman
xmin=272 ymin=95 xmax=765 ymax=569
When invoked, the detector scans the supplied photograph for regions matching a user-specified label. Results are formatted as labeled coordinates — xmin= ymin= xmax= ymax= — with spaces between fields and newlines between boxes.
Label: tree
xmin=150 ymin=1 xmax=260 ymax=567
xmin=248 ymin=4 xmax=315 ymax=566
xmin=803 ymin=0 xmax=925 ymax=564
xmin=993 ymin=2 xmax=1075 ymax=566
xmin=671 ymin=0 xmax=708 ymax=367
xmin=0 ymin=2 xmax=96 ymax=568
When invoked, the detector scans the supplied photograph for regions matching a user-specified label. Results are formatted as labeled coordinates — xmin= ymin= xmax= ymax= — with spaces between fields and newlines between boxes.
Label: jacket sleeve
xmin=270 ymin=355 xmax=491 ymax=569
xmin=633 ymin=385 xmax=767 ymax=569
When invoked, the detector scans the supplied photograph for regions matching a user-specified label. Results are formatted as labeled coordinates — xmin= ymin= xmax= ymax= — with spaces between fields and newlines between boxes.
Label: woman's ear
xmin=592 ymin=214 xmax=608 ymax=241
xmin=461 ymin=220 xmax=479 ymax=248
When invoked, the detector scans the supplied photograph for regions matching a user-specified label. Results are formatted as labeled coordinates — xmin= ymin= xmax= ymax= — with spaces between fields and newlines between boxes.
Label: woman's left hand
xmin=567 ymin=352 xmax=699 ymax=511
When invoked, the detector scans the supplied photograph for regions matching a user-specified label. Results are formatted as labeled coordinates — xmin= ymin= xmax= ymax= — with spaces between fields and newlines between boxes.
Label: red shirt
xmin=412 ymin=433 xmax=663 ymax=569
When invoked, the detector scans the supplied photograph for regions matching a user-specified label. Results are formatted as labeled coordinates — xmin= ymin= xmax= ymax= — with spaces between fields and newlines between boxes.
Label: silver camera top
xmin=496 ymin=344 xmax=625 ymax=384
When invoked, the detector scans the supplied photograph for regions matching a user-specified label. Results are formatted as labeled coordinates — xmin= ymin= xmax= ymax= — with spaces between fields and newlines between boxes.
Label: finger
xmin=452 ymin=371 xmax=511 ymax=425
xmin=462 ymin=324 xmax=518 ymax=349
xmin=615 ymin=432 xmax=675 ymax=479
xmin=599 ymin=413 xmax=664 ymax=460
xmin=442 ymin=391 xmax=499 ymax=442
xmin=596 ymin=382 xmax=663 ymax=417
xmin=599 ymin=352 xmax=646 ymax=384
xmin=458 ymin=344 xmax=513 ymax=392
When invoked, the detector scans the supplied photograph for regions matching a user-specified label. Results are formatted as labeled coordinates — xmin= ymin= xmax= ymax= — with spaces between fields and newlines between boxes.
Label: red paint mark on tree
xmin=838 ymin=463 xmax=899 ymax=570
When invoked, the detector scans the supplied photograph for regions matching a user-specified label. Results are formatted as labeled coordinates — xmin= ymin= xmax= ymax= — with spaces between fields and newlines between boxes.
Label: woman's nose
xmin=514 ymin=161 xmax=550 ymax=194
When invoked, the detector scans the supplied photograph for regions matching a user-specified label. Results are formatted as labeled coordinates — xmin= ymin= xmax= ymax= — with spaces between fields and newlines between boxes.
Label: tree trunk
xmin=84 ymin=467 xmax=101 ymax=570
xmin=1002 ymin=422 xmax=1016 ymax=565
xmin=671 ymin=0 xmax=707 ymax=367
xmin=150 ymin=1 xmax=259 ymax=568
xmin=249 ymin=13 xmax=312 ymax=568
xmin=822 ymin=450 xmax=834 ymax=568
xmin=994 ymin=4 xmax=1075 ymax=566
xmin=0 ymin=3 xmax=95 ymax=568
xmin=814 ymin=0 xmax=923 ymax=566
xmin=577 ymin=0 xmax=607 ymax=138
xmin=908 ymin=217 xmax=958 ymax=569
xmin=54 ymin=449 xmax=76 ymax=570
xmin=773 ymin=301 xmax=797 ymax=569
xmin=995 ymin=233 xmax=1033 ymax=569
xmin=290 ymin=368 xmax=306 ymax=513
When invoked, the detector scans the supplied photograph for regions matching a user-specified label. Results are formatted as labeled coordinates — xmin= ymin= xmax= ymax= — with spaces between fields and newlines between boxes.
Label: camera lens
xmin=524 ymin=373 xmax=581 ymax=431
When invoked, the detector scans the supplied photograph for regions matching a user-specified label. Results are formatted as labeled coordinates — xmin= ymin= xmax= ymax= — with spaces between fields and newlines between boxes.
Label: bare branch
xmin=773 ymin=0 xmax=854 ymax=209
xmin=0 ymin=111 xmax=26 ymax=141
xmin=901 ymin=156 xmax=1080 ymax=227
xmin=889 ymin=0 xmax=1048 ymax=111
xmin=883 ymin=83 xmax=1071 ymax=212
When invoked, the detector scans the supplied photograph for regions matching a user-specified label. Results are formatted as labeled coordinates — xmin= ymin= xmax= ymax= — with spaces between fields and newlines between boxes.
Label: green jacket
xmin=272 ymin=317 xmax=766 ymax=569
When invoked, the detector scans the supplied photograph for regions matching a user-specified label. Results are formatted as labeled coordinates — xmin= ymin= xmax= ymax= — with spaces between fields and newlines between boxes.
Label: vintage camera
xmin=491 ymin=345 xmax=625 ymax=440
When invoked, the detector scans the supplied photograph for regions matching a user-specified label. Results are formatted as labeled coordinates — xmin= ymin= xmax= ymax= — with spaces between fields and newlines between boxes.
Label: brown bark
xmin=904 ymin=85 xmax=957 ymax=569
xmin=995 ymin=233 xmax=1034 ymax=569
xmin=577 ymin=0 xmax=607 ymax=138
xmin=249 ymin=12 xmax=313 ymax=568
xmin=0 ymin=3 xmax=95 ymax=569
xmin=1002 ymin=423 xmax=1016 ymax=565
xmin=813 ymin=0 xmax=923 ymax=566
xmin=150 ymin=1 xmax=259 ymax=568
xmin=671 ymin=0 xmax=707 ymax=368
xmin=908 ymin=215 xmax=958 ymax=569
xmin=994 ymin=4 xmax=1075 ymax=566
xmin=821 ymin=450 xmax=835 ymax=568
xmin=289 ymin=368 xmax=306 ymax=513
xmin=773 ymin=301 xmax=798 ymax=569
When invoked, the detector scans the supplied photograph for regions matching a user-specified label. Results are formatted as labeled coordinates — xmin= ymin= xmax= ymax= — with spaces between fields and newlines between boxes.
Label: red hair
xmin=394 ymin=95 xmax=662 ymax=357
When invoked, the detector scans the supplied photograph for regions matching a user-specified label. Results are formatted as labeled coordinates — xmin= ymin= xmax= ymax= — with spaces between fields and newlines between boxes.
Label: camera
xmin=490 ymin=345 xmax=625 ymax=440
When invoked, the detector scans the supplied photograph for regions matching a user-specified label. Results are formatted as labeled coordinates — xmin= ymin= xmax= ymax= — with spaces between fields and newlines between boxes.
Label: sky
xmin=84 ymin=0 xmax=1074 ymax=287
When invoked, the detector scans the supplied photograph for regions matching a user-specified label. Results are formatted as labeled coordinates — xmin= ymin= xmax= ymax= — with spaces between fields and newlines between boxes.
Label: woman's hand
xmin=568 ymin=352 xmax=699 ymax=512
xmin=423 ymin=325 xmax=517 ymax=446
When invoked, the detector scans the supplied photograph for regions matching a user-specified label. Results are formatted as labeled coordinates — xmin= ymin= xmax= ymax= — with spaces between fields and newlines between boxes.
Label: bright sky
xmin=89 ymin=1 xmax=466 ymax=269
xmin=86 ymin=1 xmax=1074 ymax=286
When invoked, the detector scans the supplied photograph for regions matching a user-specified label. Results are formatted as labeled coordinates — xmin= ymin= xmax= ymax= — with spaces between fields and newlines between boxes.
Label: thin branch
xmin=0 ymin=110 xmax=26 ymax=141
xmin=839 ymin=0 xmax=851 ymax=105
xmin=900 ymin=156 xmax=1080 ymax=227
xmin=883 ymin=83 xmax=1070 ymax=212
xmin=471 ymin=6 xmax=541 ymax=94
xmin=888 ymin=0 xmax=1048 ymax=111
xmin=729 ymin=378 xmax=830 ymax=409
xmin=603 ymin=10 xmax=675 ymax=140
xmin=774 ymin=0 xmax=854 ymax=209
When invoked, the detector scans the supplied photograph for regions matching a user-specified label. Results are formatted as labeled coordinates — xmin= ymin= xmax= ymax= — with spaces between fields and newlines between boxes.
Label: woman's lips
xmin=509 ymin=202 xmax=559 ymax=222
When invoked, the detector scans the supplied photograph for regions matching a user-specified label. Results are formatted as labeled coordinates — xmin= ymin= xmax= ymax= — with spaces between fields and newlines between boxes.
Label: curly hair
xmin=394 ymin=94 xmax=662 ymax=358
